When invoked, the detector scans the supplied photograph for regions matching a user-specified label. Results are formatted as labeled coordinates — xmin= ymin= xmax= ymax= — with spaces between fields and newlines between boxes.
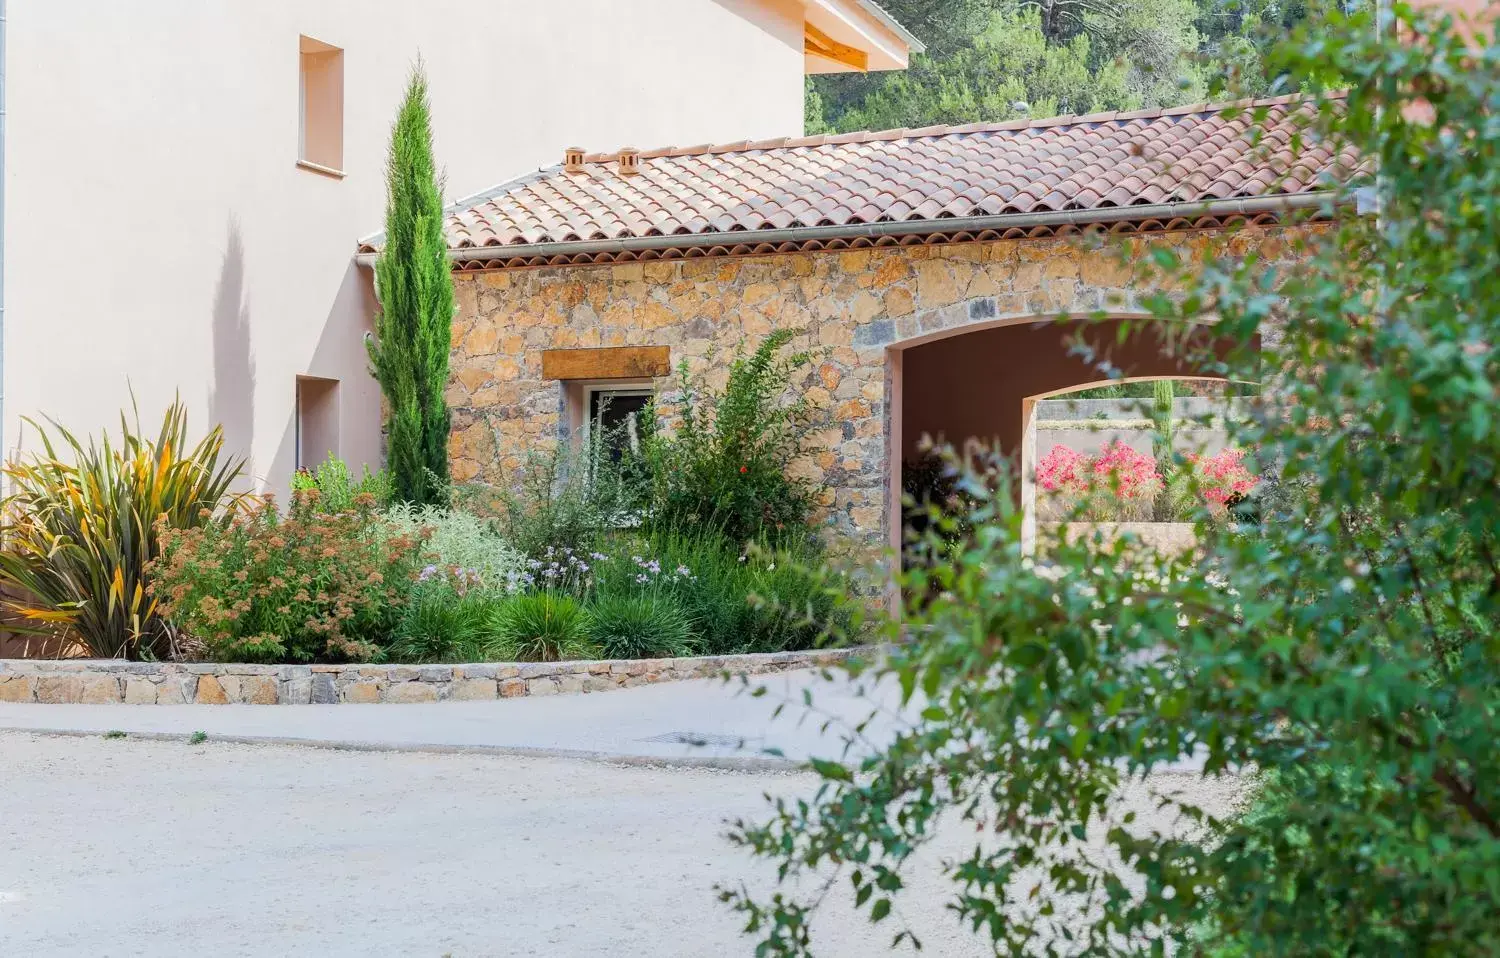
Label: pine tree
xmin=369 ymin=63 xmax=453 ymax=505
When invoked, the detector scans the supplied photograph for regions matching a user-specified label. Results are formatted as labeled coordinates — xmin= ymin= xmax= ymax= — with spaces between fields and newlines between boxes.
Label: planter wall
xmin=1040 ymin=522 xmax=1199 ymax=556
xmin=0 ymin=648 xmax=861 ymax=705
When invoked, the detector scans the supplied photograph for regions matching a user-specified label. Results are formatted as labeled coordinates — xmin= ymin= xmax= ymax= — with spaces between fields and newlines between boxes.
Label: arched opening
xmin=887 ymin=313 xmax=1257 ymax=558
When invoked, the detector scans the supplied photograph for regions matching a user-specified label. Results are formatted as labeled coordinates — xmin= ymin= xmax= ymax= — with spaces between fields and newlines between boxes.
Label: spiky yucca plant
xmin=0 ymin=398 xmax=246 ymax=659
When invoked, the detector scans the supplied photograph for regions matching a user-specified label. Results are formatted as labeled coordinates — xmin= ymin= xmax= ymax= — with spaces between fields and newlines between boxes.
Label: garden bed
xmin=0 ymin=648 xmax=863 ymax=705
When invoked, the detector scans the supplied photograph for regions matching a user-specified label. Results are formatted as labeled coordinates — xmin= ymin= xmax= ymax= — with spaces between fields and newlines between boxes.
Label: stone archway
xmin=885 ymin=310 xmax=1253 ymax=554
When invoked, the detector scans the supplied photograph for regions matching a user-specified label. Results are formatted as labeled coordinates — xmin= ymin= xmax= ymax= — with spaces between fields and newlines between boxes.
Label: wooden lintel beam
xmin=541 ymin=346 xmax=671 ymax=381
xmin=804 ymin=22 xmax=868 ymax=72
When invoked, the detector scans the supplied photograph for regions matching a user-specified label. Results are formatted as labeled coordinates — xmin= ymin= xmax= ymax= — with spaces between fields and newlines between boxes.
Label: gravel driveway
xmin=0 ymin=732 xmax=995 ymax=958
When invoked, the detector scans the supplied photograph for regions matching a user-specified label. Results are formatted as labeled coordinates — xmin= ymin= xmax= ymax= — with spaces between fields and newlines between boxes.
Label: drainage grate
xmin=641 ymin=731 xmax=760 ymax=749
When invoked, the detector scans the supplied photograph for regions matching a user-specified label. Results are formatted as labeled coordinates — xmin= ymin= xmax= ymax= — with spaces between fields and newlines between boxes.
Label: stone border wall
xmin=0 ymin=649 xmax=862 ymax=705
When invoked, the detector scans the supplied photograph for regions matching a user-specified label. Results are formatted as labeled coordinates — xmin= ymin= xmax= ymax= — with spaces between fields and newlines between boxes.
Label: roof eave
xmin=353 ymin=192 xmax=1345 ymax=269
xmin=850 ymin=0 xmax=925 ymax=54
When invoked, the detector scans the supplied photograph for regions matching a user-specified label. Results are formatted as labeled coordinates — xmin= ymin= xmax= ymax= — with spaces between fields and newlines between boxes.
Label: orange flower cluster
xmin=146 ymin=490 xmax=430 ymax=663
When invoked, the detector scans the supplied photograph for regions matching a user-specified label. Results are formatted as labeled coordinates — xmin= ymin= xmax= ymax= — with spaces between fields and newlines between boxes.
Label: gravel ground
xmin=0 ymin=732 xmax=1243 ymax=957
xmin=0 ymin=731 xmax=994 ymax=958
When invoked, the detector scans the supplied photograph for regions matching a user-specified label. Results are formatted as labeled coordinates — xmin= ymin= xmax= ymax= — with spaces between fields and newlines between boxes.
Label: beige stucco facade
xmin=446 ymin=227 xmax=1309 ymax=548
xmin=4 ymin=0 xmax=902 ymax=490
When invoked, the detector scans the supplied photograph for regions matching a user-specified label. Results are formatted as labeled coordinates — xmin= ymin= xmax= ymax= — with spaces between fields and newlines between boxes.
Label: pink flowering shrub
xmin=1037 ymin=442 xmax=1257 ymax=522
xmin=1036 ymin=445 xmax=1090 ymax=495
xmin=1035 ymin=441 xmax=1161 ymax=520
xmin=1091 ymin=441 xmax=1163 ymax=514
xmin=1190 ymin=448 xmax=1258 ymax=516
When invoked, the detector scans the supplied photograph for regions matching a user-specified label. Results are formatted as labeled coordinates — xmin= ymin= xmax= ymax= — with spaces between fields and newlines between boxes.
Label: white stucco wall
xmin=3 ymin=0 xmax=806 ymax=490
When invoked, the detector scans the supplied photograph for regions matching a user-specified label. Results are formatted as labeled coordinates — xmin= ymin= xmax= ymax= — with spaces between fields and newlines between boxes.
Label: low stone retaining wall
xmin=1039 ymin=522 xmax=1200 ymax=556
xmin=0 ymin=649 xmax=861 ymax=705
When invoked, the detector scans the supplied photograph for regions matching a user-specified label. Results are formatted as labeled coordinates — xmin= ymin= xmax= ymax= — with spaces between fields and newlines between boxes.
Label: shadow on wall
xmin=209 ymin=217 xmax=257 ymax=477
xmin=260 ymin=262 xmax=385 ymax=495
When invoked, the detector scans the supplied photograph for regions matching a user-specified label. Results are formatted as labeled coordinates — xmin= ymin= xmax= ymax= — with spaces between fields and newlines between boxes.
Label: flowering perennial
xmin=148 ymin=491 xmax=427 ymax=663
xmin=1036 ymin=441 xmax=1161 ymax=520
xmin=1035 ymin=444 xmax=1090 ymax=495
xmin=1091 ymin=441 xmax=1163 ymax=503
xmin=1036 ymin=442 xmax=1257 ymax=521
xmin=1189 ymin=448 xmax=1259 ymax=514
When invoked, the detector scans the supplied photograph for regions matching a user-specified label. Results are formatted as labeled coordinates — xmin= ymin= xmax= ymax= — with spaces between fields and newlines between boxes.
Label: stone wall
xmin=447 ymin=228 xmax=1306 ymax=545
xmin=0 ymin=649 xmax=860 ymax=705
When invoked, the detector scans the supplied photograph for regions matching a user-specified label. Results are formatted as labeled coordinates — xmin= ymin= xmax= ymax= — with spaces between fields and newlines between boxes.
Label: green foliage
xmin=481 ymin=422 xmax=647 ymax=560
xmin=381 ymin=503 xmax=524 ymax=589
xmin=494 ymin=592 xmax=596 ymax=662
xmin=291 ymin=455 xmax=394 ymax=513
xmin=0 ymin=397 xmax=246 ymax=659
xmin=808 ymin=0 xmax=1303 ymax=133
xmin=149 ymin=491 xmax=425 ymax=663
xmin=821 ymin=10 xmax=1130 ymax=132
xmin=644 ymin=331 xmax=818 ymax=547
xmin=610 ymin=530 xmax=846 ymax=656
xmin=388 ymin=583 xmax=510 ymax=663
xmin=729 ymin=8 xmax=1500 ymax=954
xmin=585 ymin=593 xmax=695 ymax=660
xmin=368 ymin=63 xmax=454 ymax=506
xmin=1150 ymin=380 xmax=1180 ymax=518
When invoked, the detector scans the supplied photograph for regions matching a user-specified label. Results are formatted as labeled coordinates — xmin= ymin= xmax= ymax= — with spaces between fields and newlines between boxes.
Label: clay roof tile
xmin=360 ymin=95 xmax=1354 ymax=255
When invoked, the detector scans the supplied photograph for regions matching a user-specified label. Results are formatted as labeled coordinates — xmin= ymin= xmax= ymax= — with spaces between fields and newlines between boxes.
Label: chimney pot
xmin=617 ymin=147 xmax=641 ymax=176
xmin=563 ymin=147 xmax=585 ymax=173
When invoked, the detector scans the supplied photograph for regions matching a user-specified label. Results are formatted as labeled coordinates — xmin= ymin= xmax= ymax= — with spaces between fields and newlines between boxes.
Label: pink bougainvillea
xmin=1091 ymin=440 xmax=1163 ymax=503
xmin=1036 ymin=444 xmax=1090 ymax=494
xmin=1192 ymin=447 xmax=1258 ymax=513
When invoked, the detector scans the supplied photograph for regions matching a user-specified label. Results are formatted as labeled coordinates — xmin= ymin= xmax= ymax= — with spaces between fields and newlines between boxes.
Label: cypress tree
xmin=369 ymin=63 xmax=453 ymax=505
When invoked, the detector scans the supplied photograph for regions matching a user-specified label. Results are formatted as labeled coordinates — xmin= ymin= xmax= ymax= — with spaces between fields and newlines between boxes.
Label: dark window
xmin=589 ymin=390 xmax=650 ymax=460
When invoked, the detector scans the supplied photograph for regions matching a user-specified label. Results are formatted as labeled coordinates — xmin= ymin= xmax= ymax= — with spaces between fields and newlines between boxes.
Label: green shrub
xmin=643 ymin=330 xmax=818 ymax=547
xmin=0 ymin=397 xmax=246 ymax=659
xmin=367 ymin=64 xmax=453 ymax=506
xmin=586 ymin=593 xmax=694 ymax=659
xmin=291 ymin=455 xmax=394 ymax=513
xmin=728 ymin=12 xmax=1500 ymax=952
xmin=387 ymin=583 xmax=510 ymax=663
xmin=482 ymin=425 xmax=647 ymax=560
xmin=495 ymin=592 xmax=596 ymax=662
xmin=599 ymin=530 xmax=844 ymax=656
xmin=148 ymin=491 xmax=425 ymax=663
xmin=381 ymin=503 xmax=523 ymax=589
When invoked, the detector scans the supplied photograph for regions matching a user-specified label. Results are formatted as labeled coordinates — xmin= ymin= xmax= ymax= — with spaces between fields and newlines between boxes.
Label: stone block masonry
xmin=446 ymin=228 xmax=1306 ymax=546
xmin=0 ymin=649 xmax=861 ymax=705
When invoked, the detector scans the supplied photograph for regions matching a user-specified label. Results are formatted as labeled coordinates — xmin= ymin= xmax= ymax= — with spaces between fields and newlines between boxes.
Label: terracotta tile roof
xmin=359 ymin=94 xmax=1357 ymax=268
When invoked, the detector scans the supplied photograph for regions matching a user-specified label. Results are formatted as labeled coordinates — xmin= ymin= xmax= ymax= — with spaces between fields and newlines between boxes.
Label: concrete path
xmin=0 ymin=668 xmax=907 ymax=767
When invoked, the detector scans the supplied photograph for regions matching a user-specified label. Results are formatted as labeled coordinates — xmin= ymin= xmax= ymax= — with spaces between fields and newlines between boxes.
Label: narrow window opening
xmin=298 ymin=35 xmax=344 ymax=174
xmin=295 ymin=376 xmax=340 ymax=471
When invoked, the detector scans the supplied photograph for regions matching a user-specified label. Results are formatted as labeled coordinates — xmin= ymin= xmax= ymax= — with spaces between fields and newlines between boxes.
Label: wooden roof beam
xmin=804 ymin=22 xmax=868 ymax=72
